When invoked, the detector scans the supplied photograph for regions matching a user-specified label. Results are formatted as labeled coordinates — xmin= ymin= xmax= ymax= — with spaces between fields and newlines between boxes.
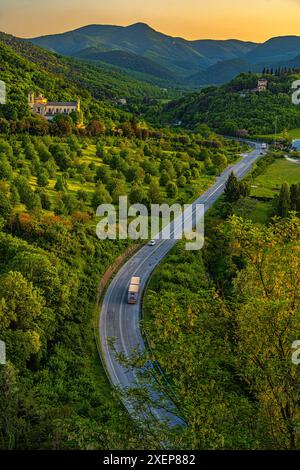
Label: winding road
xmin=99 ymin=140 xmax=265 ymax=426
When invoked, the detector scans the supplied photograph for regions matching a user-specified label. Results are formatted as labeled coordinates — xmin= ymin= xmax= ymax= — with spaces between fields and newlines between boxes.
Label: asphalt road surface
xmin=99 ymin=141 xmax=265 ymax=426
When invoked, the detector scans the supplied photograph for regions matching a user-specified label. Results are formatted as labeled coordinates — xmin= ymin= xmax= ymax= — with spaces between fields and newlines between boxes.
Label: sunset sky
xmin=1 ymin=0 xmax=300 ymax=42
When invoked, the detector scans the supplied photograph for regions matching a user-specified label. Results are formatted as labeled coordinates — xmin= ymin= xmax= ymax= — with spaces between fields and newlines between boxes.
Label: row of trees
xmin=0 ymin=112 xmax=170 ymax=139
xmin=262 ymin=66 xmax=300 ymax=76
xmin=276 ymin=181 xmax=300 ymax=217
xmin=0 ymin=126 xmax=240 ymax=217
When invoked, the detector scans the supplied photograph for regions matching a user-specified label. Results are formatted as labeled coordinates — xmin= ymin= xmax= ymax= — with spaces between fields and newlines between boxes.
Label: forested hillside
xmin=0 ymin=32 xmax=168 ymax=105
xmin=0 ymin=130 xmax=243 ymax=449
xmin=28 ymin=23 xmax=257 ymax=84
xmin=1 ymin=22 xmax=300 ymax=451
xmin=0 ymin=32 xmax=248 ymax=449
xmin=28 ymin=24 xmax=300 ymax=87
xmin=156 ymin=72 xmax=300 ymax=135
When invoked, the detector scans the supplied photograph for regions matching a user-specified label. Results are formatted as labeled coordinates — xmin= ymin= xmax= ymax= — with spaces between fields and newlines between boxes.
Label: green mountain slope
xmin=277 ymin=54 xmax=300 ymax=69
xmin=29 ymin=23 xmax=257 ymax=80
xmin=190 ymin=38 xmax=257 ymax=61
xmin=28 ymin=24 xmax=300 ymax=88
xmin=158 ymin=72 xmax=300 ymax=135
xmin=73 ymin=47 xmax=178 ymax=83
xmin=246 ymin=36 xmax=300 ymax=64
xmin=0 ymin=32 xmax=168 ymax=106
xmin=187 ymin=59 xmax=260 ymax=86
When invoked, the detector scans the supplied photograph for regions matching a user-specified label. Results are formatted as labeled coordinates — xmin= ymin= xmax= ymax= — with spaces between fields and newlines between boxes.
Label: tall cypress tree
xmin=224 ymin=172 xmax=240 ymax=203
xmin=277 ymin=182 xmax=291 ymax=218
xmin=290 ymin=184 xmax=300 ymax=211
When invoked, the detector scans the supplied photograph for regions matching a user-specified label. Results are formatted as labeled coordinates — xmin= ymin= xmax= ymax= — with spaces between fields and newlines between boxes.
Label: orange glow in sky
xmin=0 ymin=0 xmax=300 ymax=41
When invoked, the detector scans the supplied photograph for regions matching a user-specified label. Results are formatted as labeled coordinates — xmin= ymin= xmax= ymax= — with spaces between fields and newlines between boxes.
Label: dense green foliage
xmin=0 ymin=128 xmax=242 ymax=220
xmin=141 ymin=148 xmax=300 ymax=449
xmin=1 ymin=127 xmax=238 ymax=448
xmin=143 ymin=246 xmax=259 ymax=449
xmin=0 ymin=130 xmax=244 ymax=449
xmin=0 ymin=31 xmax=168 ymax=124
xmin=0 ymin=209 xmax=140 ymax=448
xmin=0 ymin=32 xmax=248 ymax=449
xmin=275 ymin=181 xmax=300 ymax=217
xmin=1 ymin=24 xmax=300 ymax=451
xmin=143 ymin=211 xmax=300 ymax=449
xmin=156 ymin=72 xmax=300 ymax=135
xmin=224 ymin=172 xmax=250 ymax=203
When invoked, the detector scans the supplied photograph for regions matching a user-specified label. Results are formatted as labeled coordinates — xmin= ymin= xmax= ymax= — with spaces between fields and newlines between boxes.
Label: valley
xmin=0 ymin=18 xmax=300 ymax=452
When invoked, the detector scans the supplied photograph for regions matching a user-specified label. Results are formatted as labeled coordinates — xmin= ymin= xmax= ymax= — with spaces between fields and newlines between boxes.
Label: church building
xmin=28 ymin=93 xmax=80 ymax=120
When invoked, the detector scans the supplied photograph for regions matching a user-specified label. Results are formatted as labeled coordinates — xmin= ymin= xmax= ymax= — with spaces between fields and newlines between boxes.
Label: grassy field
xmin=255 ymin=127 xmax=300 ymax=141
xmin=233 ymin=197 xmax=273 ymax=224
xmin=231 ymin=156 xmax=300 ymax=224
xmin=250 ymin=158 xmax=300 ymax=198
xmin=286 ymin=128 xmax=300 ymax=139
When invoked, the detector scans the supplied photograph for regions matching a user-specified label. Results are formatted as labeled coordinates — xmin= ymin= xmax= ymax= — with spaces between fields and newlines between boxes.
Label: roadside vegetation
xmin=0 ymin=34 xmax=246 ymax=449
xmin=0 ymin=131 xmax=242 ymax=449
xmin=231 ymin=152 xmax=300 ymax=223
xmin=1 ymin=28 xmax=300 ymax=451
xmin=143 ymin=163 xmax=300 ymax=448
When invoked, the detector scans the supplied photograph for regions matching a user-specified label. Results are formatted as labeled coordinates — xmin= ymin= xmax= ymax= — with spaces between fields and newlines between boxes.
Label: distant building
xmin=251 ymin=78 xmax=268 ymax=94
xmin=291 ymin=139 xmax=300 ymax=151
xmin=257 ymin=78 xmax=268 ymax=92
xmin=28 ymin=93 xmax=80 ymax=120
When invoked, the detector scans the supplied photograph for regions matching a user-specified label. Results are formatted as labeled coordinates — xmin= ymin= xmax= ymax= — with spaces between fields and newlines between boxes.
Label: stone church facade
xmin=28 ymin=93 xmax=80 ymax=120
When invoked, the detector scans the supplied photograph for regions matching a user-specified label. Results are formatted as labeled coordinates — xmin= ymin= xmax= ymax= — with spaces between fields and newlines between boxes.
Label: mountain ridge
xmin=0 ymin=30 xmax=169 ymax=102
xmin=28 ymin=23 xmax=258 ymax=83
xmin=28 ymin=23 xmax=300 ymax=87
